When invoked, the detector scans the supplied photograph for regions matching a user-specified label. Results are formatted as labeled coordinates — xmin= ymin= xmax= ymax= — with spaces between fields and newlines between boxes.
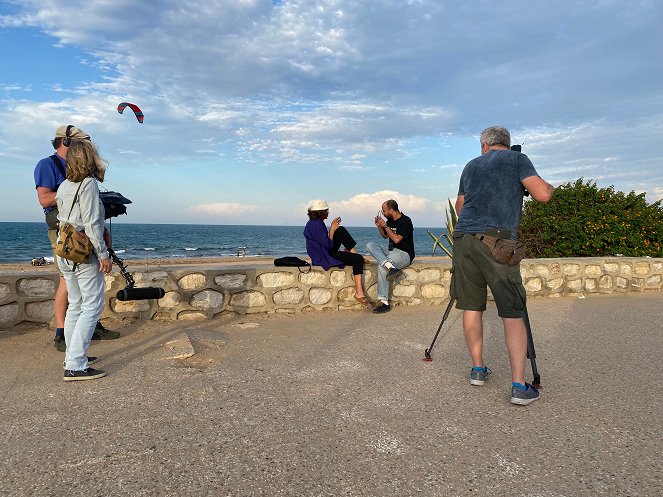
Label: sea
xmin=0 ymin=222 xmax=451 ymax=265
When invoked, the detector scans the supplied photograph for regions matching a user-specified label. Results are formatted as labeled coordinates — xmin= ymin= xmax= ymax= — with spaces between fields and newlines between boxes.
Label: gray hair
xmin=480 ymin=126 xmax=511 ymax=148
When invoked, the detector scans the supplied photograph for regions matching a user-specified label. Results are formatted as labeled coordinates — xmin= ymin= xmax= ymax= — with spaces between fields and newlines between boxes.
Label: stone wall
xmin=1 ymin=257 xmax=661 ymax=329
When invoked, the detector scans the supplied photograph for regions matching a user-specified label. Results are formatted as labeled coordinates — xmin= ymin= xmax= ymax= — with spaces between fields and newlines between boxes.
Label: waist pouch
xmin=474 ymin=234 xmax=525 ymax=266
xmin=45 ymin=208 xmax=60 ymax=230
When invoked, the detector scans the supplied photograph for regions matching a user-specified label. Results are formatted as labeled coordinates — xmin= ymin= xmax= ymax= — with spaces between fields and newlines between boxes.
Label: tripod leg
xmin=423 ymin=297 xmax=456 ymax=361
xmin=522 ymin=307 xmax=541 ymax=388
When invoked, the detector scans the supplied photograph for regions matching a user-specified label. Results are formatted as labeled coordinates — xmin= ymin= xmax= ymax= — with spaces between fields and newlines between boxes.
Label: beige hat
xmin=308 ymin=199 xmax=330 ymax=211
xmin=54 ymin=125 xmax=91 ymax=141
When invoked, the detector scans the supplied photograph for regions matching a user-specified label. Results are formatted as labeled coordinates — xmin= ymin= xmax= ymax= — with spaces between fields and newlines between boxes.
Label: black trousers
xmin=329 ymin=226 xmax=365 ymax=276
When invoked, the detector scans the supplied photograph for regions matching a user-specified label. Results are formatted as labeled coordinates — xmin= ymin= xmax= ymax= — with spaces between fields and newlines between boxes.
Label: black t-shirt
xmin=388 ymin=214 xmax=415 ymax=261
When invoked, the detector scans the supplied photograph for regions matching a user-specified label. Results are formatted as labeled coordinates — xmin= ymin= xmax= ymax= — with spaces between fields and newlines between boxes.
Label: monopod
xmin=422 ymin=296 xmax=541 ymax=389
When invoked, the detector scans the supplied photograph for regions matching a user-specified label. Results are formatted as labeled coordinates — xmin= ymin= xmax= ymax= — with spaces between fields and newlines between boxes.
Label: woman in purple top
xmin=304 ymin=200 xmax=370 ymax=307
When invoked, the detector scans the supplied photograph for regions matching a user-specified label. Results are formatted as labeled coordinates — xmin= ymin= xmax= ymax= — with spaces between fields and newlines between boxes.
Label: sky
xmin=1 ymin=0 xmax=661 ymax=227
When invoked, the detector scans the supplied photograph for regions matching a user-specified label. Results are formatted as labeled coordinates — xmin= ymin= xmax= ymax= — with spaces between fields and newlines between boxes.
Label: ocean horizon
xmin=0 ymin=222 xmax=451 ymax=265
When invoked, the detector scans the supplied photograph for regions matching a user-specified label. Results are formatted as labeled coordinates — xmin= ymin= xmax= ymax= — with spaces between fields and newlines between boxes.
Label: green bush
xmin=517 ymin=178 xmax=663 ymax=258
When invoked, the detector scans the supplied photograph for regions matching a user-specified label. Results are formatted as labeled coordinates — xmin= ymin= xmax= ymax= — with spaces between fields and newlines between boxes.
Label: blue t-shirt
xmin=34 ymin=154 xmax=66 ymax=214
xmin=455 ymin=150 xmax=539 ymax=237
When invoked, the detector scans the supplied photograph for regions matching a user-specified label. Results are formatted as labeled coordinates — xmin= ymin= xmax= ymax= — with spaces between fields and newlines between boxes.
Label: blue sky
xmin=1 ymin=0 xmax=661 ymax=227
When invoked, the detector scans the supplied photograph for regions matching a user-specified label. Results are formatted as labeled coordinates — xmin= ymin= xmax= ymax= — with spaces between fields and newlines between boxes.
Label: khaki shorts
xmin=451 ymin=233 xmax=526 ymax=318
xmin=47 ymin=229 xmax=63 ymax=275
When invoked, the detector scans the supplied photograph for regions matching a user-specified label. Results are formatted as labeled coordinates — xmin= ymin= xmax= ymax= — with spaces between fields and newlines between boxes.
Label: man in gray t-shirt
xmin=453 ymin=126 xmax=554 ymax=406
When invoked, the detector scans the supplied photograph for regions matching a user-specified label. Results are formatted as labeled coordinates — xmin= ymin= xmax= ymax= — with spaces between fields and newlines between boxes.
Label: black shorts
xmin=451 ymin=233 xmax=526 ymax=318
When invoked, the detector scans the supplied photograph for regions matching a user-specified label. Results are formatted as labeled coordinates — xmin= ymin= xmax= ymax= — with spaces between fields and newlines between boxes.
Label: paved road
xmin=1 ymin=293 xmax=661 ymax=496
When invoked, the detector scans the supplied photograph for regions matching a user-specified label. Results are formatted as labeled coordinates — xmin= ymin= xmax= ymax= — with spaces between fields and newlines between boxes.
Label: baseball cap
xmin=54 ymin=125 xmax=91 ymax=141
xmin=308 ymin=200 xmax=330 ymax=211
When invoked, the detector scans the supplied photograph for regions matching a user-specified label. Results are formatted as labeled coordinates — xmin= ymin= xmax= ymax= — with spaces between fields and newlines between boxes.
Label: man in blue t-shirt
xmin=34 ymin=125 xmax=120 ymax=352
xmin=453 ymin=126 xmax=553 ymax=406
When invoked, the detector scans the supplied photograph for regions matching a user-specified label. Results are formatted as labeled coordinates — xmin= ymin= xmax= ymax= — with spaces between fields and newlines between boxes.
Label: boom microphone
xmin=116 ymin=286 xmax=165 ymax=301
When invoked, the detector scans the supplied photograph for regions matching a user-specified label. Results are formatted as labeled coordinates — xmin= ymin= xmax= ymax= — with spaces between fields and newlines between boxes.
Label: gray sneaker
xmin=510 ymin=383 xmax=540 ymax=405
xmin=470 ymin=366 xmax=491 ymax=386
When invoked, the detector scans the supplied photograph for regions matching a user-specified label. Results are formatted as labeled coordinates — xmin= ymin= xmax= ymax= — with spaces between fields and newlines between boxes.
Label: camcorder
xmin=510 ymin=144 xmax=530 ymax=197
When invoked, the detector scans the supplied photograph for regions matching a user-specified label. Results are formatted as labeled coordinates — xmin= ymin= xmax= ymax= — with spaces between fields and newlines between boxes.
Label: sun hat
xmin=54 ymin=125 xmax=91 ymax=141
xmin=308 ymin=200 xmax=330 ymax=211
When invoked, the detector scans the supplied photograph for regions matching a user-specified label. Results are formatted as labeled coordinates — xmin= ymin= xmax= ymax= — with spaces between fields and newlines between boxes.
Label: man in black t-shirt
xmin=366 ymin=199 xmax=415 ymax=313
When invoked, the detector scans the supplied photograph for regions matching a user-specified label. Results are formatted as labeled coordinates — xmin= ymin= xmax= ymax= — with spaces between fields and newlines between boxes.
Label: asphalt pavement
xmin=0 ymin=293 xmax=661 ymax=496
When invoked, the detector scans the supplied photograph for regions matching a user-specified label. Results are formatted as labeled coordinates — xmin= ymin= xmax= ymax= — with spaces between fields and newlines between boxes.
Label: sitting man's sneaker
xmin=92 ymin=322 xmax=120 ymax=340
xmin=63 ymin=367 xmax=107 ymax=382
xmin=54 ymin=335 xmax=66 ymax=352
xmin=470 ymin=366 xmax=491 ymax=386
xmin=387 ymin=267 xmax=401 ymax=280
xmin=510 ymin=382 xmax=540 ymax=405
xmin=373 ymin=303 xmax=391 ymax=314
xmin=87 ymin=356 xmax=98 ymax=365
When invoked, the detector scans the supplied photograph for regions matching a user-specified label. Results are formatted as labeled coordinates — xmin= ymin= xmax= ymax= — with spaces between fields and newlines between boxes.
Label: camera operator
xmin=452 ymin=126 xmax=553 ymax=406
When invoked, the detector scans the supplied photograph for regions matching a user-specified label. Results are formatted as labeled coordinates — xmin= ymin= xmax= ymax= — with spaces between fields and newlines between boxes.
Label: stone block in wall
xmin=401 ymin=268 xmax=417 ymax=281
xmin=24 ymin=300 xmax=54 ymax=321
xmin=567 ymin=279 xmax=582 ymax=291
xmin=273 ymin=288 xmax=304 ymax=305
xmin=178 ymin=273 xmax=207 ymax=290
xmin=330 ymin=270 xmax=348 ymax=286
xmin=525 ymin=278 xmax=542 ymax=293
xmin=159 ymin=291 xmax=182 ymax=309
xmin=585 ymin=265 xmax=602 ymax=277
xmin=619 ymin=264 xmax=632 ymax=276
xmin=230 ymin=291 xmax=267 ymax=308
xmin=18 ymin=278 xmax=56 ymax=298
xmin=133 ymin=271 xmax=170 ymax=287
xmin=337 ymin=287 xmax=356 ymax=302
xmin=585 ymin=278 xmax=597 ymax=292
xmin=0 ymin=282 xmax=10 ymax=302
xmin=113 ymin=299 xmax=151 ymax=313
xmin=0 ymin=303 xmax=19 ymax=327
xmin=616 ymin=276 xmax=628 ymax=289
xmin=258 ymin=272 xmax=294 ymax=288
xmin=177 ymin=311 xmax=207 ymax=321
xmin=534 ymin=265 xmax=550 ymax=278
xmin=393 ymin=284 xmax=416 ymax=297
xmin=646 ymin=274 xmax=662 ymax=287
xmin=405 ymin=298 xmax=423 ymax=306
xmin=549 ymin=263 xmax=561 ymax=277
xmin=634 ymin=263 xmax=650 ymax=275
xmin=309 ymin=288 xmax=332 ymax=305
xmin=364 ymin=269 xmax=374 ymax=282
xmin=418 ymin=268 xmax=441 ymax=283
xmin=563 ymin=264 xmax=580 ymax=277
xmin=190 ymin=289 xmax=224 ymax=309
xmin=215 ymin=274 xmax=248 ymax=289
xmin=104 ymin=273 xmax=122 ymax=291
xmin=631 ymin=278 xmax=645 ymax=291
xmin=421 ymin=284 xmax=446 ymax=299
xmin=604 ymin=262 xmax=619 ymax=273
xmin=547 ymin=278 xmax=563 ymax=292
xmin=653 ymin=262 xmax=662 ymax=272
xmin=299 ymin=271 xmax=327 ymax=286
xmin=599 ymin=275 xmax=613 ymax=289
xmin=366 ymin=284 xmax=377 ymax=299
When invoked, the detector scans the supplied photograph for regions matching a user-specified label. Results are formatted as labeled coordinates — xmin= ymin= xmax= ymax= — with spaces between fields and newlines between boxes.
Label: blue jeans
xmin=57 ymin=256 xmax=105 ymax=371
xmin=365 ymin=242 xmax=412 ymax=302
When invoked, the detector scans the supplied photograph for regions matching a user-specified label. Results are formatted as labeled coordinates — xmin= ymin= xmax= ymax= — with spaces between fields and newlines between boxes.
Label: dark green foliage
xmin=517 ymin=179 xmax=663 ymax=257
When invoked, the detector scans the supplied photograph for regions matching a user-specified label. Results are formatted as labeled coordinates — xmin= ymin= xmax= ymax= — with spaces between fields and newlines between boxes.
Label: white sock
xmin=381 ymin=300 xmax=389 ymax=306
xmin=382 ymin=260 xmax=395 ymax=270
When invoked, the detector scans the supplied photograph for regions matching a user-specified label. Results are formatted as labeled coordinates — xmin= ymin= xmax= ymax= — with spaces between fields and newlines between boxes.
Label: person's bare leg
xmin=54 ymin=275 xmax=68 ymax=328
xmin=463 ymin=310 xmax=484 ymax=367
xmin=353 ymin=274 xmax=365 ymax=299
xmin=503 ymin=317 xmax=527 ymax=385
